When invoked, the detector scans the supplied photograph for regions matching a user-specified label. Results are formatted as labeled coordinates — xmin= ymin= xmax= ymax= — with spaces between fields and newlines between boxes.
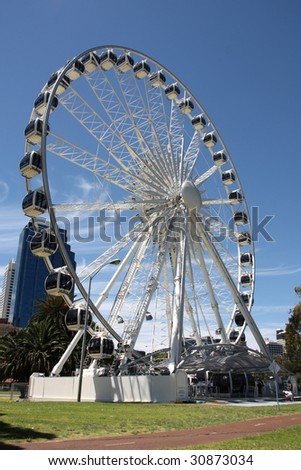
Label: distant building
xmin=0 ymin=259 xmax=16 ymax=321
xmin=9 ymin=220 xmax=76 ymax=328
xmin=276 ymin=328 xmax=285 ymax=340
xmin=265 ymin=329 xmax=286 ymax=356
xmin=265 ymin=340 xmax=284 ymax=356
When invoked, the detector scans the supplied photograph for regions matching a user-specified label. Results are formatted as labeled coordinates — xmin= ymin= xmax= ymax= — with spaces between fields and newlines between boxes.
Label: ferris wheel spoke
xmin=194 ymin=165 xmax=219 ymax=186
xmin=85 ymin=68 xmax=174 ymax=188
xmin=57 ymin=86 xmax=169 ymax=194
xmin=53 ymin=198 xmax=168 ymax=214
xmin=107 ymin=233 xmax=152 ymax=327
xmin=77 ymin=218 xmax=148 ymax=282
xmin=78 ymin=205 xmax=174 ymax=283
xmin=143 ymin=78 xmax=178 ymax=183
xmin=47 ymin=135 xmax=168 ymax=198
xmin=202 ymin=198 xmax=233 ymax=205
xmin=113 ymin=63 xmax=176 ymax=184
xmin=182 ymin=131 xmax=202 ymax=182
xmin=122 ymin=226 xmax=169 ymax=349
xmin=169 ymin=99 xmax=185 ymax=185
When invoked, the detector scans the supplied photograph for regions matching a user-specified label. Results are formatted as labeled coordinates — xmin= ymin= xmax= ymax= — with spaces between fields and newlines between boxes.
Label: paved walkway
xmin=3 ymin=410 xmax=301 ymax=450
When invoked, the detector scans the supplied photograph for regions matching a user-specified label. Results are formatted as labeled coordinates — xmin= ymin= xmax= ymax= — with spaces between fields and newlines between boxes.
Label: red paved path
xmin=4 ymin=412 xmax=301 ymax=450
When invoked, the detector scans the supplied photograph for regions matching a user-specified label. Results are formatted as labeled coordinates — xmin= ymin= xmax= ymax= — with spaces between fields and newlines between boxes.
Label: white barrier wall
xmin=28 ymin=370 xmax=188 ymax=403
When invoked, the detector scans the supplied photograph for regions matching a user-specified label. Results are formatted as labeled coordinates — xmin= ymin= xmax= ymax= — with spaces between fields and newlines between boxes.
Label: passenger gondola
xmin=81 ymin=51 xmax=100 ymax=72
xmin=230 ymin=330 xmax=246 ymax=342
xmin=22 ymin=188 xmax=47 ymax=217
xmin=30 ymin=229 xmax=58 ymax=257
xmin=238 ymin=231 xmax=252 ymax=246
xmin=133 ymin=60 xmax=151 ymax=78
xmin=213 ymin=151 xmax=227 ymax=166
xmin=234 ymin=310 xmax=245 ymax=327
xmin=65 ymin=303 xmax=92 ymax=331
xmin=179 ymin=98 xmax=194 ymax=114
xmin=87 ymin=335 xmax=115 ymax=359
xmin=65 ymin=60 xmax=85 ymax=81
xmin=44 ymin=268 xmax=74 ymax=296
xmin=234 ymin=211 xmax=248 ymax=225
xmin=116 ymin=53 xmax=134 ymax=73
xmin=149 ymin=70 xmax=166 ymax=88
xmin=229 ymin=330 xmax=239 ymax=342
xmin=240 ymin=252 xmax=253 ymax=266
xmin=241 ymin=292 xmax=252 ymax=305
xmin=202 ymin=132 xmax=217 ymax=148
xmin=19 ymin=151 xmax=42 ymax=178
xmin=228 ymin=189 xmax=242 ymax=203
xmin=165 ymin=83 xmax=180 ymax=100
xmin=99 ymin=50 xmax=117 ymax=71
xmin=240 ymin=274 xmax=252 ymax=287
xmin=221 ymin=169 xmax=235 ymax=185
xmin=34 ymin=91 xmax=58 ymax=115
xmin=47 ymin=71 xmax=70 ymax=95
xmin=191 ymin=114 xmax=206 ymax=130
xmin=24 ymin=118 xmax=50 ymax=145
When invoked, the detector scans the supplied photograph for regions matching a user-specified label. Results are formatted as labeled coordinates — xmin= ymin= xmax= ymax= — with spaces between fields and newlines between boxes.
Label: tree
xmin=0 ymin=296 xmax=82 ymax=382
xmin=0 ymin=329 xmax=30 ymax=382
xmin=284 ymin=302 xmax=301 ymax=374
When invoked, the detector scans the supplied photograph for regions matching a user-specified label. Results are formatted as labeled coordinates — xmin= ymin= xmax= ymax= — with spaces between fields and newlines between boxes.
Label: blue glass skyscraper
xmin=10 ymin=220 xmax=76 ymax=327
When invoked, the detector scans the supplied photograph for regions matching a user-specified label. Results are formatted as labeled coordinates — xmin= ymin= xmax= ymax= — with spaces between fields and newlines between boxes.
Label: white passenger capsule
xmin=44 ymin=268 xmax=73 ymax=296
xmin=99 ymin=50 xmax=117 ymax=71
xmin=87 ymin=334 xmax=115 ymax=359
xmin=19 ymin=151 xmax=42 ymax=178
xmin=65 ymin=303 xmax=93 ymax=331
xmin=191 ymin=114 xmax=206 ymax=130
xmin=117 ymin=53 xmax=134 ymax=73
xmin=22 ymin=188 xmax=47 ymax=217
xmin=202 ymin=132 xmax=217 ymax=148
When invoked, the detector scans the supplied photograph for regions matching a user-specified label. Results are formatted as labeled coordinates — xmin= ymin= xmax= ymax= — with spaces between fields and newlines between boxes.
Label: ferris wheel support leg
xmin=191 ymin=228 xmax=228 ymax=343
xmin=168 ymin=215 xmax=188 ymax=372
xmin=51 ymin=329 xmax=84 ymax=376
xmin=196 ymin=219 xmax=271 ymax=359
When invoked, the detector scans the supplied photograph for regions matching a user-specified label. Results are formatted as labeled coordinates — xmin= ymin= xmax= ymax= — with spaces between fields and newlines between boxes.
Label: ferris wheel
xmin=20 ymin=45 xmax=270 ymax=375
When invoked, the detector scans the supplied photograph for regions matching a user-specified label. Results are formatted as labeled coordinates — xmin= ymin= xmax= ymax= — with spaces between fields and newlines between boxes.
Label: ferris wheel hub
xmin=181 ymin=180 xmax=202 ymax=211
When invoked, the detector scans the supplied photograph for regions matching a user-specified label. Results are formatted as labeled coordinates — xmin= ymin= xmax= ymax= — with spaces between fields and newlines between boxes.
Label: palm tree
xmin=0 ymin=329 xmax=29 ymax=382
xmin=0 ymin=296 xmax=82 ymax=381
xmin=31 ymin=295 xmax=69 ymax=328
xmin=19 ymin=321 xmax=68 ymax=376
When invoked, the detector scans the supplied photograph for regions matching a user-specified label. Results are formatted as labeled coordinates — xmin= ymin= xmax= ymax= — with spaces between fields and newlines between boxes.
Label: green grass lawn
xmin=183 ymin=425 xmax=301 ymax=450
xmin=0 ymin=400 xmax=301 ymax=448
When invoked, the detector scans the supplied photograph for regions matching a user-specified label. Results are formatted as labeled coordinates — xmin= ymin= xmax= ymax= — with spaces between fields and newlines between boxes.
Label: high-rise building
xmin=0 ymin=259 xmax=16 ymax=321
xmin=10 ymin=220 xmax=76 ymax=327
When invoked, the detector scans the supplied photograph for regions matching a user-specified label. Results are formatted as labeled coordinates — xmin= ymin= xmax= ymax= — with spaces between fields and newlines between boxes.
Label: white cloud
xmin=256 ymin=265 xmax=301 ymax=277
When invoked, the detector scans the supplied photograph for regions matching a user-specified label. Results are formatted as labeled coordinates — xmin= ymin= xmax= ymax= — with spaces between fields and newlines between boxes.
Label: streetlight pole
xmin=77 ymin=259 xmax=121 ymax=402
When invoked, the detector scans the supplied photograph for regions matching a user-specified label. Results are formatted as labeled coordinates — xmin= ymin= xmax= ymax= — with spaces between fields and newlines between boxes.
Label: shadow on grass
xmin=0 ymin=414 xmax=56 ymax=449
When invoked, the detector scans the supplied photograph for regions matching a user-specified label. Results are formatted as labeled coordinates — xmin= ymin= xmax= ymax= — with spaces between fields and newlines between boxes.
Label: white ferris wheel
xmin=20 ymin=45 xmax=270 ymax=376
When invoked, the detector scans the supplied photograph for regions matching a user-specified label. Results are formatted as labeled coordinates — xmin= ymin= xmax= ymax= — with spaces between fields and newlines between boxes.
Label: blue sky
xmin=0 ymin=0 xmax=301 ymax=347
